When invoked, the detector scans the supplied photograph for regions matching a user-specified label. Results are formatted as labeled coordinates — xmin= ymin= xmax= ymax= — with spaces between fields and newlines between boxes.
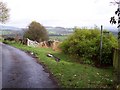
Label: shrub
xmin=60 ymin=28 xmax=118 ymax=65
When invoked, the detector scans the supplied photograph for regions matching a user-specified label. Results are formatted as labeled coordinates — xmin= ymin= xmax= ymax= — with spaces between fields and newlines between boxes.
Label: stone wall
xmin=27 ymin=38 xmax=39 ymax=47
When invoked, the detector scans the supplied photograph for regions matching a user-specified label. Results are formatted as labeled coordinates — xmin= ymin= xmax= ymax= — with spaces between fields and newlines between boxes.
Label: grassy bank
xmin=3 ymin=41 xmax=114 ymax=88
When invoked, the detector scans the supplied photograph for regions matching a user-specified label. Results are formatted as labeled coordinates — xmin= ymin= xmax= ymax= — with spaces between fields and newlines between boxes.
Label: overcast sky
xmin=1 ymin=0 xmax=118 ymax=29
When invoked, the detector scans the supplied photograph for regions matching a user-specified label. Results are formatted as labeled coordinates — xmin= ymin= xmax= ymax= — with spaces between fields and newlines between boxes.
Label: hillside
xmin=0 ymin=25 xmax=118 ymax=39
xmin=45 ymin=26 xmax=73 ymax=35
xmin=0 ymin=25 xmax=74 ymax=38
xmin=0 ymin=25 xmax=21 ymax=31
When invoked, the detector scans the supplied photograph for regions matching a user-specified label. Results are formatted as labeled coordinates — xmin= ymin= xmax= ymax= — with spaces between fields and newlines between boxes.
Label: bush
xmin=60 ymin=28 xmax=118 ymax=65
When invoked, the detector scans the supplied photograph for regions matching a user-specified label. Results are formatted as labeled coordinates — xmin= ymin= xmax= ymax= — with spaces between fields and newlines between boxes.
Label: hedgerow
xmin=60 ymin=28 xmax=118 ymax=66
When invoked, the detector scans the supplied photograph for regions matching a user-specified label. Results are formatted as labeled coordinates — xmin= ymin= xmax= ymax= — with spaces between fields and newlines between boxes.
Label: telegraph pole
xmin=100 ymin=25 xmax=103 ymax=66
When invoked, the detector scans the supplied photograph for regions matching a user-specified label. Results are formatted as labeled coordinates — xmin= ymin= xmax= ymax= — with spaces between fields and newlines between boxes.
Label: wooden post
xmin=100 ymin=25 xmax=103 ymax=65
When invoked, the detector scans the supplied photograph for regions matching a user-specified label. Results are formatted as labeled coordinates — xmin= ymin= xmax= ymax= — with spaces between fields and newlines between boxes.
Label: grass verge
xmin=3 ymin=41 xmax=114 ymax=88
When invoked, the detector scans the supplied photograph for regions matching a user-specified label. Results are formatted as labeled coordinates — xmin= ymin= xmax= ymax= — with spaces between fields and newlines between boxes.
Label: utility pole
xmin=100 ymin=25 xmax=103 ymax=66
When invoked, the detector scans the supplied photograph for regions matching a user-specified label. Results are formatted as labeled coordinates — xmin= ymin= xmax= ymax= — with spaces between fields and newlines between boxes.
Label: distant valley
xmin=0 ymin=25 xmax=118 ymax=39
xmin=0 ymin=25 xmax=74 ymax=38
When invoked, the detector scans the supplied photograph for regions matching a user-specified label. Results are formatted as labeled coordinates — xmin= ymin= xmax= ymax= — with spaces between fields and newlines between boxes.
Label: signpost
xmin=100 ymin=25 xmax=103 ymax=65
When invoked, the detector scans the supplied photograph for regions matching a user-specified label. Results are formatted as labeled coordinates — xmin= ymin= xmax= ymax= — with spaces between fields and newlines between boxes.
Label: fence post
xmin=100 ymin=25 xmax=103 ymax=65
xmin=118 ymin=43 xmax=120 ymax=86
xmin=113 ymin=48 xmax=120 ymax=88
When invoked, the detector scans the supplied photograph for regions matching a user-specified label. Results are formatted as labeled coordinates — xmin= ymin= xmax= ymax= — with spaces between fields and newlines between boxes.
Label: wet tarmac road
xmin=1 ymin=43 xmax=57 ymax=88
xmin=0 ymin=42 xmax=2 ymax=90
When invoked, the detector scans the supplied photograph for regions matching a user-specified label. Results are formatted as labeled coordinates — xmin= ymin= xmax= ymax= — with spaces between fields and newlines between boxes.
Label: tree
xmin=23 ymin=21 xmax=49 ymax=42
xmin=0 ymin=1 xmax=9 ymax=23
xmin=110 ymin=0 xmax=120 ymax=39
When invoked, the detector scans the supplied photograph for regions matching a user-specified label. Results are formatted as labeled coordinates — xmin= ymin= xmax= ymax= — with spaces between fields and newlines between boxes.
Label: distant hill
xmin=0 ymin=29 xmax=25 ymax=39
xmin=45 ymin=26 xmax=73 ymax=35
xmin=0 ymin=25 xmax=74 ymax=39
xmin=0 ymin=25 xmax=74 ymax=35
xmin=0 ymin=25 xmax=119 ymax=39
xmin=0 ymin=25 xmax=21 ymax=31
xmin=0 ymin=25 xmax=25 ymax=38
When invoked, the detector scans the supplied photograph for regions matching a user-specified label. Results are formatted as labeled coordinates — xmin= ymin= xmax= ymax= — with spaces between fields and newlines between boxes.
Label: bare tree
xmin=0 ymin=1 xmax=9 ymax=23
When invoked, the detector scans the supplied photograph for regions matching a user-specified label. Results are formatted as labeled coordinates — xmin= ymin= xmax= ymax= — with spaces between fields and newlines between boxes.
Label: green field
xmin=3 ymin=41 xmax=114 ymax=88
xmin=0 ymin=30 xmax=13 ymax=35
xmin=49 ymin=35 xmax=68 ymax=41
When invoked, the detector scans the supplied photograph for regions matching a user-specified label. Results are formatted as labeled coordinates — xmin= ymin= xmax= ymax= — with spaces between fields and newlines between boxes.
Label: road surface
xmin=1 ymin=43 xmax=58 ymax=88
xmin=0 ymin=42 xmax=2 ymax=89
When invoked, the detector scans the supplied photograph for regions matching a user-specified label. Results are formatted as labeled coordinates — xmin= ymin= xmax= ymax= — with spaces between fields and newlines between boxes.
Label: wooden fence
xmin=113 ymin=48 xmax=119 ymax=70
xmin=113 ymin=48 xmax=120 ymax=85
